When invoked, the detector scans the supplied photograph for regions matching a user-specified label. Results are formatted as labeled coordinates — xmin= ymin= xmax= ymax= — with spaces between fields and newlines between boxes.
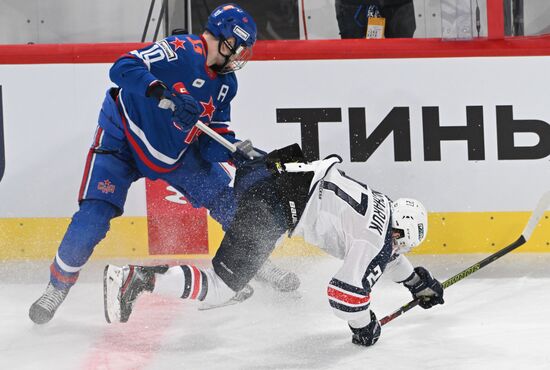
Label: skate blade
xmin=198 ymin=284 xmax=254 ymax=311
xmin=103 ymin=264 xmax=123 ymax=323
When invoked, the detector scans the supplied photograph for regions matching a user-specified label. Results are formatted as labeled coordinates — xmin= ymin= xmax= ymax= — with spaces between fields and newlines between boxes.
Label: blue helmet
xmin=206 ymin=4 xmax=257 ymax=49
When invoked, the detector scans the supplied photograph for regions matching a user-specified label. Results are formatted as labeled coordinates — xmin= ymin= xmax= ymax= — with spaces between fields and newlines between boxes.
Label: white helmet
xmin=390 ymin=198 xmax=428 ymax=254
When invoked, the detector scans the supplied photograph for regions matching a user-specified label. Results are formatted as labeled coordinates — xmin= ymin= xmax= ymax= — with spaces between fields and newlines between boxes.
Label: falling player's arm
xmin=327 ymin=239 xmax=389 ymax=347
xmin=384 ymin=253 xmax=415 ymax=283
xmin=385 ymin=253 xmax=444 ymax=309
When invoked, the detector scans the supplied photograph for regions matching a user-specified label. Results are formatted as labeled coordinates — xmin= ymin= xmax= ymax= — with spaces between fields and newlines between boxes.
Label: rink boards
xmin=0 ymin=39 xmax=548 ymax=259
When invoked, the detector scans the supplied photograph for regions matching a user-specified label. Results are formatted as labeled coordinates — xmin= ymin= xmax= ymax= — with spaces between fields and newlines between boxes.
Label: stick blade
xmin=522 ymin=191 xmax=550 ymax=241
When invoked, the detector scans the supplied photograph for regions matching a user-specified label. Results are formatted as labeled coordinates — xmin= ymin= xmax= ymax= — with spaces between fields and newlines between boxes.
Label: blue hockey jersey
xmin=103 ymin=34 xmax=240 ymax=177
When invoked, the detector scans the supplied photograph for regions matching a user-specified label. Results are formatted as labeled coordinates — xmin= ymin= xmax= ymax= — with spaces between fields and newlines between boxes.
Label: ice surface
xmin=1 ymin=255 xmax=550 ymax=370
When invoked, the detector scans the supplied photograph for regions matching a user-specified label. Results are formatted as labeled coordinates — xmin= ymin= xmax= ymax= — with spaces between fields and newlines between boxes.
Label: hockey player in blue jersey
xmin=29 ymin=3 xmax=298 ymax=324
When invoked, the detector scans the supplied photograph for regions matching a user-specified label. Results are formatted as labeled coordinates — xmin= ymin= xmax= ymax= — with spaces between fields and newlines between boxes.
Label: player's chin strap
xmin=158 ymin=96 xmax=260 ymax=160
xmin=212 ymin=37 xmax=252 ymax=74
xmin=211 ymin=38 xmax=235 ymax=74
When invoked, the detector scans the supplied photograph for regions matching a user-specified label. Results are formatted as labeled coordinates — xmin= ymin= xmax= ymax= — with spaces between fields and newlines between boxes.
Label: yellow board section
xmin=419 ymin=211 xmax=550 ymax=254
xmin=0 ymin=217 xmax=149 ymax=260
xmin=0 ymin=211 xmax=548 ymax=260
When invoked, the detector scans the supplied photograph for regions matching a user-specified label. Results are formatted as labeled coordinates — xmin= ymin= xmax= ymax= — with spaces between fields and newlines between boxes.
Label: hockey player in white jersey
xmin=289 ymin=156 xmax=443 ymax=346
xmin=104 ymin=144 xmax=443 ymax=346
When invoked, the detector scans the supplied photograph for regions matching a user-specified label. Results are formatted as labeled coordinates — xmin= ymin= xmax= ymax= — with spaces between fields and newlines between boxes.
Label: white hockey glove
xmin=231 ymin=139 xmax=265 ymax=167
xmin=235 ymin=139 xmax=263 ymax=160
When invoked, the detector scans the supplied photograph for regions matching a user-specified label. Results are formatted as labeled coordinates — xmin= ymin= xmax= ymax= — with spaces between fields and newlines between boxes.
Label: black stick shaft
xmin=380 ymin=191 xmax=550 ymax=326
xmin=442 ymin=236 xmax=525 ymax=289
xmin=380 ymin=235 xmax=526 ymax=326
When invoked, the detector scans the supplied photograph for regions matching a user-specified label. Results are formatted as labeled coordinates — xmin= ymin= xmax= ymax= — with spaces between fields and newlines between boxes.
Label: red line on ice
xmin=80 ymin=295 xmax=180 ymax=370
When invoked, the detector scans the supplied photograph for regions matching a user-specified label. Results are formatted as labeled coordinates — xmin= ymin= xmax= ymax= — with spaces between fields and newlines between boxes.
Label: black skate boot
xmin=103 ymin=264 xmax=168 ymax=323
xmin=255 ymin=259 xmax=300 ymax=292
xmin=29 ymin=283 xmax=70 ymax=324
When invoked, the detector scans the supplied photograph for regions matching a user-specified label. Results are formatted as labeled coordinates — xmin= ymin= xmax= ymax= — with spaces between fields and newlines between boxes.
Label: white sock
xmin=153 ymin=266 xmax=185 ymax=298
xmin=152 ymin=265 xmax=235 ymax=304
xmin=201 ymin=268 xmax=236 ymax=305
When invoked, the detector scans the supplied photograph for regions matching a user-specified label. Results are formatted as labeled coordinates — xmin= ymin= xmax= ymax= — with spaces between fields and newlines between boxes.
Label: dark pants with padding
xmin=212 ymin=179 xmax=288 ymax=292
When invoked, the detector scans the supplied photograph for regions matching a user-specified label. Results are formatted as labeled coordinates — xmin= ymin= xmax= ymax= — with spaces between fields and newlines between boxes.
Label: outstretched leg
xmin=165 ymin=150 xmax=299 ymax=292
xmin=104 ymin=263 xmax=252 ymax=322
xmin=103 ymin=175 xmax=292 ymax=322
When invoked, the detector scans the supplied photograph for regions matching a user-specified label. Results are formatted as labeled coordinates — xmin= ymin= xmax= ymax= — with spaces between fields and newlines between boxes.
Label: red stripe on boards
xmin=2 ymin=37 xmax=550 ymax=65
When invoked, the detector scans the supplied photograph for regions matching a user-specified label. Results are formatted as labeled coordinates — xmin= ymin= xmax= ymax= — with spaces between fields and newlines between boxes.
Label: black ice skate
xmin=29 ymin=283 xmax=70 ymax=324
xmin=255 ymin=259 xmax=300 ymax=292
xmin=103 ymin=264 xmax=168 ymax=323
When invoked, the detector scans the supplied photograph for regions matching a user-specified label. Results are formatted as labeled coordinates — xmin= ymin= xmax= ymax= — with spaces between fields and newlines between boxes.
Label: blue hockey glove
xmin=169 ymin=93 xmax=201 ymax=130
xmin=146 ymin=80 xmax=201 ymax=131
xmin=403 ymin=266 xmax=445 ymax=309
xmin=349 ymin=310 xmax=381 ymax=347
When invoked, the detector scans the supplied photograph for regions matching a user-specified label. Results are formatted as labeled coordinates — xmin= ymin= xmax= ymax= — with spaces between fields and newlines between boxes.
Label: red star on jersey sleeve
xmin=169 ymin=38 xmax=186 ymax=51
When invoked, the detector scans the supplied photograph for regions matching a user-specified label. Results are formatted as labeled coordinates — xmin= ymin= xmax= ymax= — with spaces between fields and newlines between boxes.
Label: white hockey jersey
xmin=291 ymin=156 xmax=416 ymax=327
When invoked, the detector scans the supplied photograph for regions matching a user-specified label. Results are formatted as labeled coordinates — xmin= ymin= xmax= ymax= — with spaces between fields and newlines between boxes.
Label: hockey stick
xmin=194 ymin=120 xmax=261 ymax=159
xmin=380 ymin=190 xmax=550 ymax=326
xmin=158 ymin=97 xmax=259 ymax=159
